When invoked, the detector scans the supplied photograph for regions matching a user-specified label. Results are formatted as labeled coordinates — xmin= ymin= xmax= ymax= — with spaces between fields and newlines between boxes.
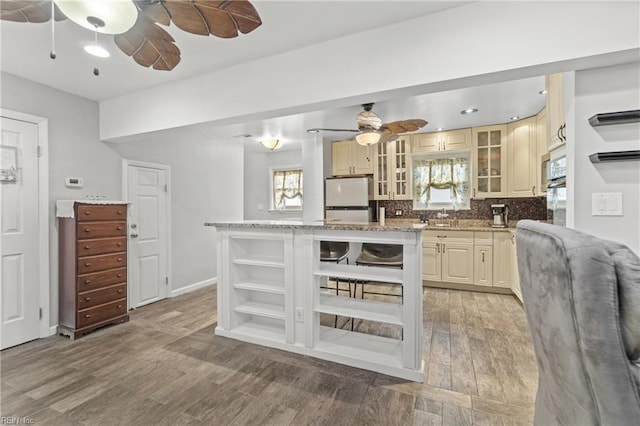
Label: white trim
xmin=48 ymin=326 xmax=58 ymax=336
xmin=0 ymin=108 xmax=50 ymax=340
xmin=269 ymin=165 xmax=303 ymax=210
xmin=122 ymin=159 xmax=172 ymax=309
xmin=171 ymin=277 xmax=216 ymax=298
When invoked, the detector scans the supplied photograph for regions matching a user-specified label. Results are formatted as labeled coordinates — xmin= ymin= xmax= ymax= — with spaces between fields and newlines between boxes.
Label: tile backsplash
xmin=379 ymin=197 xmax=547 ymax=222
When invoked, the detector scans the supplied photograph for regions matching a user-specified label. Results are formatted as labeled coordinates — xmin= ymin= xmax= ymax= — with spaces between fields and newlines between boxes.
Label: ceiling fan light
xmin=259 ymin=139 xmax=282 ymax=151
xmin=355 ymin=130 xmax=382 ymax=146
xmin=84 ymin=44 xmax=110 ymax=58
xmin=54 ymin=0 xmax=138 ymax=34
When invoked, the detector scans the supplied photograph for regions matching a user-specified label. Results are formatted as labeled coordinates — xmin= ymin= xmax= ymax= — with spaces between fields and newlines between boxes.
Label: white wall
xmin=100 ymin=1 xmax=640 ymax=140
xmin=110 ymin=131 xmax=243 ymax=291
xmin=572 ymin=62 xmax=640 ymax=254
xmin=244 ymin=148 xmax=303 ymax=220
xmin=0 ymin=72 xmax=123 ymax=325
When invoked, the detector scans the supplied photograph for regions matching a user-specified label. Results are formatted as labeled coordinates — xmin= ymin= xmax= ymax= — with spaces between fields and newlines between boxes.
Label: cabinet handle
xmin=117 ymin=210 xmax=123 ymax=215
xmin=85 ymin=279 xmax=91 ymax=284
xmin=85 ymin=262 xmax=91 ymax=267
xmin=84 ymin=228 xmax=91 ymax=233
xmin=85 ymin=297 xmax=91 ymax=301
xmin=117 ymin=242 xmax=123 ymax=247
xmin=442 ymin=243 xmax=445 ymax=253
xmin=117 ymin=289 xmax=123 ymax=293
xmin=473 ymin=188 xmax=476 ymax=198
xmin=84 ymin=211 xmax=91 ymax=215
xmin=85 ymin=314 xmax=91 ymax=318
xmin=482 ymin=252 xmax=485 ymax=263
xmin=84 ymin=245 xmax=90 ymax=250
xmin=511 ymin=234 xmax=515 ymax=244
xmin=117 ymin=304 xmax=123 ymax=309
xmin=117 ymin=226 xmax=123 ymax=231
xmin=443 ymin=141 xmax=446 ymax=150
xmin=436 ymin=242 xmax=440 ymax=254
xmin=117 ymin=257 xmax=123 ymax=262
xmin=532 ymin=186 xmax=535 ymax=195
xmin=117 ymin=273 xmax=123 ymax=278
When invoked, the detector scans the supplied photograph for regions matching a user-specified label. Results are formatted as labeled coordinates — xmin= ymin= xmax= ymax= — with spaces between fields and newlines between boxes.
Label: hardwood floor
xmin=0 ymin=286 xmax=537 ymax=425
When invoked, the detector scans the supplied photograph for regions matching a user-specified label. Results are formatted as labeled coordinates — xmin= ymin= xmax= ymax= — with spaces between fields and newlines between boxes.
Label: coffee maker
xmin=491 ymin=204 xmax=508 ymax=228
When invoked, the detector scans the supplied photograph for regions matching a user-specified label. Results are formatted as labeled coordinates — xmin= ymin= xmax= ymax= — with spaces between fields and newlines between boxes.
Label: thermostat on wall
xmin=65 ymin=177 xmax=84 ymax=188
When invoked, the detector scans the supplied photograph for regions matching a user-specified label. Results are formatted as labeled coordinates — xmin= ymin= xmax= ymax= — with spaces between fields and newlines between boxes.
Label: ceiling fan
xmin=0 ymin=0 xmax=262 ymax=71
xmin=308 ymin=103 xmax=428 ymax=146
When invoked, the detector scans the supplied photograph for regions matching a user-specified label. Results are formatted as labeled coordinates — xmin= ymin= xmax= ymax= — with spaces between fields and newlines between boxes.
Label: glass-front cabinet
xmin=373 ymin=135 xmax=412 ymax=200
xmin=472 ymin=124 xmax=507 ymax=198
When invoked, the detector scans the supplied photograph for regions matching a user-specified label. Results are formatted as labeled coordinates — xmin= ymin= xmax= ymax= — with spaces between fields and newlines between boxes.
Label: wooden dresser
xmin=58 ymin=202 xmax=129 ymax=339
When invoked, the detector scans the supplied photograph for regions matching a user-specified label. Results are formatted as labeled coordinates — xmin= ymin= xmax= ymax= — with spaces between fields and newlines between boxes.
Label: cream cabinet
xmin=492 ymin=231 xmax=521 ymax=299
xmin=546 ymin=73 xmax=565 ymax=150
xmin=536 ymin=108 xmax=549 ymax=196
xmin=331 ymin=139 xmax=373 ymax=176
xmin=373 ymin=135 xmax=412 ymax=200
xmin=422 ymin=230 xmax=473 ymax=285
xmin=509 ymin=230 xmax=522 ymax=301
xmin=507 ymin=117 xmax=537 ymax=197
xmin=412 ymin=128 xmax=472 ymax=153
xmin=473 ymin=232 xmax=493 ymax=286
xmin=472 ymin=124 xmax=507 ymax=199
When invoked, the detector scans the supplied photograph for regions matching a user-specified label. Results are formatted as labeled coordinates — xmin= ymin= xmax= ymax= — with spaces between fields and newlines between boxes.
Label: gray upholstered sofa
xmin=516 ymin=220 xmax=640 ymax=425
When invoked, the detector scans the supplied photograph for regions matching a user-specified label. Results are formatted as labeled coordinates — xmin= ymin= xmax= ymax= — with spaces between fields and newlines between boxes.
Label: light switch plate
xmin=592 ymin=192 xmax=623 ymax=216
xmin=295 ymin=307 xmax=304 ymax=322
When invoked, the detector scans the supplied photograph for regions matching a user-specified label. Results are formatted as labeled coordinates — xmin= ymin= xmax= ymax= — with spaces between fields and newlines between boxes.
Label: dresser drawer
xmin=77 ymin=252 xmax=126 ymax=275
xmin=77 ymin=299 xmax=127 ymax=328
xmin=77 ymin=204 xmax=127 ymax=222
xmin=78 ymin=284 xmax=126 ymax=310
xmin=76 ymin=237 xmax=126 ymax=256
xmin=78 ymin=268 xmax=126 ymax=292
xmin=77 ymin=221 xmax=126 ymax=239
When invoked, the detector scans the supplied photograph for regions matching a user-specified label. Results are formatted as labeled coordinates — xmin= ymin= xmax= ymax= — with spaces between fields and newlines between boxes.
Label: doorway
xmin=123 ymin=160 xmax=171 ymax=308
xmin=1 ymin=112 xmax=49 ymax=349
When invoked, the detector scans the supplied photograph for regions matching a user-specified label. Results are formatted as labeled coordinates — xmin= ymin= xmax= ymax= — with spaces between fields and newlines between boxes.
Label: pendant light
xmin=355 ymin=130 xmax=382 ymax=146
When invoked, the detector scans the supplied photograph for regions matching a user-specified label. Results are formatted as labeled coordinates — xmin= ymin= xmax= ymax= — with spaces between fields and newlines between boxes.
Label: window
xmin=413 ymin=156 xmax=470 ymax=210
xmin=271 ymin=168 xmax=303 ymax=210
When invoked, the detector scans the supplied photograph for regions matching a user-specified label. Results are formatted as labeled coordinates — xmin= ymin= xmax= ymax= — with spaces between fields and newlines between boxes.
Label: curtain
xmin=413 ymin=158 xmax=469 ymax=208
xmin=273 ymin=169 xmax=303 ymax=209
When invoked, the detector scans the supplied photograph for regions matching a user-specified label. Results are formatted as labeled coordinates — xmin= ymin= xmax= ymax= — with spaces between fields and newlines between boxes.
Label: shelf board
xmin=588 ymin=109 xmax=640 ymax=126
xmin=226 ymin=320 xmax=286 ymax=343
xmin=316 ymin=294 xmax=402 ymax=325
xmin=588 ymin=150 xmax=640 ymax=163
xmin=314 ymin=263 xmax=403 ymax=284
xmin=234 ymin=281 xmax=285 ymax=294
xmin=232 ymin=256 xmax=285 ymax=268
xmin=234 ymin=301 xmax=285 ymax=320
xmin=315 ymin=326 xmax=402 ymax=368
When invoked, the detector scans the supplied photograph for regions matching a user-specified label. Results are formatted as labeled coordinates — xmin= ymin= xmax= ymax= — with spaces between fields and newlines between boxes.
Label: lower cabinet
xmin=422 ymin=231 xmax=473 ymax=285
xmin=492 ymin=231 xmax=521 ymax=299
xmin=473 ymin=232 xmax=493 ymax=286
xmin=509 ymin=230 xmax=522 ymax=301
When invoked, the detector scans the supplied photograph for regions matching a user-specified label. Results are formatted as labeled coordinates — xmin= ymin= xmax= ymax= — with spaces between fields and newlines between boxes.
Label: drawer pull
xmin=117 ymin=226 xmax=123 ymax=231
xmin=117 ymin=242 xmax=123 ymax=247
xmin=117 ymin=273 xmax=123 ymax=278
xmin=117 ymin=305 xmax=123 ymax=309
xmin=117 ymin=289 xmax=123 ymax=293
xmin=84 ymin=245 xmax=90 ymax=249
xmin=85 ymin=297 xmax=91 ymax=301
xmin=85 ymin=314 xmax=91 ymax=318
xmin=85 ymin=262 xmax=91 ymax=267
xmin=85 ymin=279 xmax=91 ymax=284
xmin=84 ymin=211 xmax=91 ymax=215
xmin=84 ymin=228 xmax=91 ymax=233
xmin=117 ymin=257 xmax=123 ymax=262
xmin=117 ymin=210 xmax=123 ymax=215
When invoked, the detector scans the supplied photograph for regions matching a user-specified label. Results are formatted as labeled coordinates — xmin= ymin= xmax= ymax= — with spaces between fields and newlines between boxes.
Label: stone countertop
xmin=384 ymin=219 xmax=518 ymax=232
xmin=204 ymin=220 xmax=423 ymax=232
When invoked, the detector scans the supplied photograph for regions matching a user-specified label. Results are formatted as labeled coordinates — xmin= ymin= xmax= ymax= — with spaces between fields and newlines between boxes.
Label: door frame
xmin=0 ymin=108 xmax=50 ymax=338
xmin=122 ymin=159 xmax=172 ymax=308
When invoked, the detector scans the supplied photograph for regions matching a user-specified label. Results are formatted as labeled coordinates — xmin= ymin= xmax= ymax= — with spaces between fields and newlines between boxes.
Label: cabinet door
xmin=473 ymin=125 xmax=507 ymax=198
xmin=422 ymin=242 xmax=441 ymax=281
xmin=331 ymin=140 xmax=353 ymax=176
xmin=507 ymin=117 xmax=537 ymax=197
xmin=492 ymin=232 xmax=511 ymax=288
xmin=352 ymin=143 xmax=373 ymax=175
xmin=536 ymin=108 xmax=548 ymax=196
xmin=389 ymin=137 xmax=412 ymax=200
xmin=372 ymin=141 xmax=389 ymax=200
xmin=546 ymin=73 xmax=564 ymax=149
xmin=509 ymin=233 xmax=522 ymax=301
xmin=412 ymin=133 xmax=440 ymax=152
xmin=473 ymin=245 xmax=493 ymax=286
xmin=442 ymin=128 xmax=472 ymax=151
xmin=441 ymin=243 xmax=473 ymax=284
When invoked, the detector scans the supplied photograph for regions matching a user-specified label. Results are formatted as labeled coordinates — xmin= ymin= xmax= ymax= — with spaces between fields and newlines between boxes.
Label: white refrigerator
xmin=325 ymin=177 xmax=374 ymax=224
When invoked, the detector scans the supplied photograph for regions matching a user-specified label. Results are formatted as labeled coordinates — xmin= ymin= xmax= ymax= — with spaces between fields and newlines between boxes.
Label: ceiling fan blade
xmin=308 ymin=128 xmax=360 ymax=133
xmin=135 ymin=0 xmax=171 ymax=26
xmin=0 ymin=0 xmax=66 ymax=23
xmin=381 ymin=119 xmax=428 ymax=134
xmin=153 ymin=0 xmax=262 ymax=39
xmin=114 ymin=14 xmax=181 ymax=71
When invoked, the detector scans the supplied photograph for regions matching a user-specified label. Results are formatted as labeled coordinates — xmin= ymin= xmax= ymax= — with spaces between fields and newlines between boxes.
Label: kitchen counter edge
xmin=204 ymin=221 xmax=422 ymax=232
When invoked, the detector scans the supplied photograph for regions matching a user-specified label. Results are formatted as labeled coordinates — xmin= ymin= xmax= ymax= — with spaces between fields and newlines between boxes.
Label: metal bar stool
xmin=355 ymin=243 xmax=403 ymax=300
xmin=320 ymin=241 xmax=350 ymax=328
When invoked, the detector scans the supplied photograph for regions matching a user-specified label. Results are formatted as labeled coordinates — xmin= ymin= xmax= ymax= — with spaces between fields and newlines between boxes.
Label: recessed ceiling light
xmin=306 ymin=128 xmax=320 ymax=134
xmin=539 ymin=89 xmax=547 ymax=95
xmin=460 ymin=108 xmax=478 ymax=115
xmin=437 ymin=127 xmax=444 ymax=131
xmin=510 ymin=116 xmax=520 ymax=121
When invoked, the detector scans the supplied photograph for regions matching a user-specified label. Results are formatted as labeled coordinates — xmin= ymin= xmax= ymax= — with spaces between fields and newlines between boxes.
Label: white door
xmin=1 ymin=117 xmax=40 ymax=349
xmin=126 ymin=163 xmax=169 ymax=308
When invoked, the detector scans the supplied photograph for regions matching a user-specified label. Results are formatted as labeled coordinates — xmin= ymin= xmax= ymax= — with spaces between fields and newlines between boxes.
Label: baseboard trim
xmin=49 ymin=326 xmax=58 ymax=336
xmin=171 ymin=277 xmax=217 ymax=297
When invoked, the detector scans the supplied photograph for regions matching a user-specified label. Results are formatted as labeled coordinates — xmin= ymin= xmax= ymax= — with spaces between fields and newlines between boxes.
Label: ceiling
xmin=0 ymin=1 xmax=546 ymax=150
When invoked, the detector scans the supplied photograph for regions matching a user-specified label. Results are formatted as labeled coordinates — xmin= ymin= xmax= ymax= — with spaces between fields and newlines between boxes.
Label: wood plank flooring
xmin=0 ymin=286 xmax=537 ymax=425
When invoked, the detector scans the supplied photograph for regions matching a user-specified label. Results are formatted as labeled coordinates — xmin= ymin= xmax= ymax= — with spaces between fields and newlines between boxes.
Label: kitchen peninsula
xmin=205 ymin=220 xmax=424 ymax=381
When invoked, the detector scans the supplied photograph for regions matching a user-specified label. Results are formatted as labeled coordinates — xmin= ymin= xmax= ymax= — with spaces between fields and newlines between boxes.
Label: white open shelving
xmin=233 ymin=281 xmax=285 ymax=294
xmin=314 ymin=262 xmax=403 ymax=284
xmin=316 ymin=294 xmax=402 ymax=325
xmin=232 ymin=256 xmax=284 ymax=268
xmin=315 ymin=326 xmax=403 ymax=368
xmin=234 ymin=301 xmax=285 ymax=320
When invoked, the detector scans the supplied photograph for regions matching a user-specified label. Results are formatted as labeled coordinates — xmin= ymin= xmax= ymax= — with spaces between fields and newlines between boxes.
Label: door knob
xmin=130 ymin=233 xmax=138 ymax=238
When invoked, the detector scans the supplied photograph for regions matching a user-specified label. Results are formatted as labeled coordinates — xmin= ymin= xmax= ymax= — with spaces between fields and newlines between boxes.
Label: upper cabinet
xmin=546 ymin=73 xmax=566 ymax=150
xmin=373 ymin=135 xmax=412 ymax=200
xmin=331 ymin=139 xmax=373 ymax=176
xmin=472 ymin=124 xmax=507 ymax=199
xmin=535 ymin=107 xmax=548 ymax=196
xmin=507 ymin=117 xmax=537 ymax=197
xmin=412 ymin=128 xmax=472 ymax=153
